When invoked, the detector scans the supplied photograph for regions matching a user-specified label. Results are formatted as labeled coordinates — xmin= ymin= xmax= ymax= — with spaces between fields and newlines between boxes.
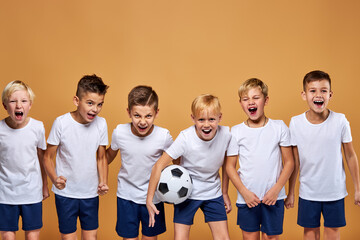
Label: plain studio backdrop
xmin=1 ymin=1 xmax=360 ymax=239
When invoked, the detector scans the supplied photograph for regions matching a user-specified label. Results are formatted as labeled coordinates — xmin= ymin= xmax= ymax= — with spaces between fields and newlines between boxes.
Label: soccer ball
xmin=156 ymin=165 xmax=193 ymax=204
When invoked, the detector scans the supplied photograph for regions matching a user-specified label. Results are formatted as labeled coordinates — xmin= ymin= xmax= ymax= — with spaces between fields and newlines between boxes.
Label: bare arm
xmin=146 ymin=152 xmax=174 ymax=227
xmin=37 ymin=148 xmax=49 ymax=200
xmin=97 ymin=145 xmax=109 ymax=195
xmin=43 ymin=144 xmax=66 ymax=190
xmin=222 ymin=155 xmax=232 ymax=213
xmin=263 ymin=146 xmax=294 ymax=206
xmin=285 ymin=146 xmax=299 ymax=209
xmin=343 ymin=142 xmax=360 ymax=206
xmin=225 ymin=155 xmax=260 ymax=208
xmin=106 ymin=146 xmax=119 ymax=165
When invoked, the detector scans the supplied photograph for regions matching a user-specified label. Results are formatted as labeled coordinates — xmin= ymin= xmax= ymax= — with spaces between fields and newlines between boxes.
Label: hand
xmin=223 ymin=193 xmax=232 ymax=214
xmin=262 ymin=186 xmax=280 ymax=206
xmin=242 ymin=189 xmax=261 ymax=208
xmin=355 ymin=190 xmax=360 ymax=206
xmin=42 ymin=185 xmax=50 ymax=200
xmin=146 ymin=201 xmax=159 ymax=227
xmin=54 ymin=176 xmax=67 ymax=190
xmin=285 ymin=193 xmax=295 ymax=209
xmin=98 ymin=183 xmax=109 ymax=196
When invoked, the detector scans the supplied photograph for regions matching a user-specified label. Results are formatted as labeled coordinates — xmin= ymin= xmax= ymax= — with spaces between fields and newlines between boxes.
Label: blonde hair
xmin=238 ymin=78 xmax=268 ymax=99
xmin=191 ymin=94 xmax=221 ymax=117
xmin=2 ymin=80 xmax=35 ymax=104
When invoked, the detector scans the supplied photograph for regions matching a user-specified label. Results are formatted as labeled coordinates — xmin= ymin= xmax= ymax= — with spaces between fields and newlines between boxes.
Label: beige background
xmin=1 ymin=1 xmax=360 ymax=239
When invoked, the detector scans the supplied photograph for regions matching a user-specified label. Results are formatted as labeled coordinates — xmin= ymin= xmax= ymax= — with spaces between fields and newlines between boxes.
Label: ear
xmin=264 ymin=96 xmax=269 ymax=106
xmin=2 ymin=102 xmax=7 ymax=110
xmin=127 ymin=108 xmax=131 ymax=118
xmin=329 ymin=90 xmax=333 ymax=99
xmin=191 ymin=114 xmax=196 ymax=124
xmin=154 ymin=108 xmax=159 ymax=118
xmin=301 ymin=91 xmax=306 ymax=101
xmin=218 ymin=113 xmax=222 ymax=122
xmin=73 ymin=96 xmax=80 ymax=107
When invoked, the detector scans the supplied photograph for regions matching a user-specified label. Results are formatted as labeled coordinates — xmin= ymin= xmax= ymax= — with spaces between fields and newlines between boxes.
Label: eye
xmin=146 ymin=114 xmax=152 ymax=118
xmin=98 ymin=103 xmax=103 ymax=107
xmin=209 ymin=118 xmax=216 ymax=122
xmin=309 ymin=89 xmax=315 ymax=93
xmin=87 ymin=101 xmax=93 ymax=106
xmin=198 ymin=118 xmax=204 ymax=122
xmin=134 ymin=114 xmax=140 ymax=118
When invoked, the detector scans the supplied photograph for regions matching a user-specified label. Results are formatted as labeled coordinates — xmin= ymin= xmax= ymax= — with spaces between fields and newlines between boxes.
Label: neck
xmin=305 ymin=109 xmax=330 ymax=124
xmin=246 ymin=116 xmax=267 ymax=128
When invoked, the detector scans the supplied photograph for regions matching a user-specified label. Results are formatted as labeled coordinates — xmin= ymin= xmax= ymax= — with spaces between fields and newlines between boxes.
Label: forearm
xmin=221 ymin=160 xmax=230 ymax=195
xmin=272 ymin=146 xmax=295 ymax=194
xmin=225 ymin=155 xmax=248 ymax=196
xmin=347 ymin=155 xmax=360 ymax=192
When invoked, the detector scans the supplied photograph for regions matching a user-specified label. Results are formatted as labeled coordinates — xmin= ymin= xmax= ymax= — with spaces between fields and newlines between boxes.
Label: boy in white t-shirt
xmin=106 ymin=85 xmax=173 ymax=239
xmin=226 ymin=78 xmax=294 ymax=240
xmin=146 ymin=94 xmax=236 ymax=240
xmin=0 ymin=81 xmax=48 ymax=240
xmin=43 ymin=74 xmax=109 ymax=240
xmin=286 ymin=70 xmax=360 ymax=240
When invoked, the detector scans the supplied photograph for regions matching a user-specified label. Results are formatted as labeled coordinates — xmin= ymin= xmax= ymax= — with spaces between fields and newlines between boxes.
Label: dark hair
xmin=303 ymin=70 xmax=331 ymax=91
xmin=128 ymin=85 xmax=158 ymax=110
xmin=76 ymin=74 xmax=109 ymax=98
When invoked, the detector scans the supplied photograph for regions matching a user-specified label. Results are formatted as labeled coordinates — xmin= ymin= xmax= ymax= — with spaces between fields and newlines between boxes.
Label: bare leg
xmin=81 ymin=229 xmax=97 ymax=240
xmin=123 ymin=237 xmax=138 ymax=240
xmin=242 ymin=230 xmax=260 ymax=240
xmin=304 ymin=227 xmax=320 ymax=240
xmin=208 ymin=220 xmax=230 ymax=240
xmin=174 ymin=223 xmax=191 ymax=240
xmin=262 ymin=232 xmax=280 ymax=240
xmin=61 ymin=232 xmax=78 ymax=240
xmin=141 ymin=235 xmax=157 ymax=240
xmin=324 ymin=227 xmax=340 ymax=240
xmin=0 ymin=231 xmax=16 ymax=240
xmin=25 ymin=229 xmax=40 ymax=240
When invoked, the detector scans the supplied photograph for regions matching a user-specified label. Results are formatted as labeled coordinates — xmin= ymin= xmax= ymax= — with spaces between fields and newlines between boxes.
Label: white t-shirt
xmin=166 ymin=125 xmax=236 ymax=200
xmin=290 ymin=110 xmax=351 ymax=201
xmin=228 ymin=119 xmax=290 ymax=204
xmin=110 ymin=123 xmax=173 ymax=204
xmin=47 ymin=112 xmax=108 ymax=199
xmin=0 ymin=118 xmax=46 ymax=204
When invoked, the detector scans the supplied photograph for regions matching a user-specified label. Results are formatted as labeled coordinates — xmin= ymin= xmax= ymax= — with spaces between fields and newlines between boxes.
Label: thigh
xmin=174 ymin=223 xmax=191 ymax=240
xmin=0 ymin=204 xmax=20 ymax=232
xmin=55 ymin=194 xmax=79 ymax=234
xmin=79 ymin=196 xmax=99 ymax=231
xmin=141 ymin=202 xmax=166 ymax=237
xmin=261 ymin=200 xmax=284 ymax=236
xmin=207 ymin=220 xmax=230 ymax=240
xmin=116 ymin=197 xmax=140 ymax=238
xmin=236 ymin=203 xmax=261 ymax=232
xmin=201 ymin=196 xmax=227 ymax=223
xmin=21 ymin=202 xmax=43 ymax=231
xmin=174 ymin=199 xmax=202 ymax=225
xmin=322 ymin=198 xmax=346 ymax=228
xmin=297 ymin=197 xmax=321 ymax=228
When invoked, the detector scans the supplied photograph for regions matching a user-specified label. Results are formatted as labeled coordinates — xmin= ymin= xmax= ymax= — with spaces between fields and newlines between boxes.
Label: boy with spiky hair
xmin=226 ymin=78 xmax=294 ymax=240
xmin=43 ymin=74 xmax=109 ymax=240
xmin=286 ymin=70 xmax=360 ymax=240
xmin=107 ymin=85 xmax=173 ymax=239
xmin=0 ymin=80 xmax=48 ymax=240
xmin=147 ymin=94 xmax=236 ymax=240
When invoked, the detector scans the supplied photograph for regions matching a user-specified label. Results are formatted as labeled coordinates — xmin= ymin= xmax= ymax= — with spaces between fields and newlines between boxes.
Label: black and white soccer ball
xmin=156 ymin=165 xmax=193 ymax=204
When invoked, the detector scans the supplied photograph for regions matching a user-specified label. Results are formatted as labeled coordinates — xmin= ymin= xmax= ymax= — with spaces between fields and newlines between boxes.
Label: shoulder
xmin=329 ymin=110 xmax=347 ymax=121
xmin=269 ymin=119 xmax=288 ymax=128
xmin=230 ymin=122 xmax=245 ymax=133
xmin=153 ymin=125 xmax=171 ymax=135
xmin=28 ymin=118 xmax=45 ymax=130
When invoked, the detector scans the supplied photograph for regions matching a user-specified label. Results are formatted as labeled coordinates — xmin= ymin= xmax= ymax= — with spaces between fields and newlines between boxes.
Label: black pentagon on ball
xmin=158 ymin=182 xmax=169 ymax=194
xmin=171 ymin=168 xmax=183 ymax=178
xmin=177 ymin=187 xmax=188 ymax=198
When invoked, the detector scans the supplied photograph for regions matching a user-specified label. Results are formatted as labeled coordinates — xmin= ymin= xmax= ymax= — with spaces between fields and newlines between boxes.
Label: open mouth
xmin=313 ymin=100 xmax=324 ymax=107
xmin=15 ymin=111 xmax=23 ymax=119
xmin=202 ymin=129 xmax=212 ymax=135
xmin=248 ymin=107 xmax=257 ymax=114
xmin=138 ymin=125 xmax=148 ymax=131
xmin=87 ymin=113 xmax=96 ymax=119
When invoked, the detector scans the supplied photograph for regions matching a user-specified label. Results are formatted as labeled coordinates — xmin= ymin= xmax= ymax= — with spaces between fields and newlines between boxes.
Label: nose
xmin=16 ymin=101 xmax=22 ymax=108
xmin=204 ymin=120 xmax=210 ymax=127
xmin=140 ymin=118 xmax=146 ymax=125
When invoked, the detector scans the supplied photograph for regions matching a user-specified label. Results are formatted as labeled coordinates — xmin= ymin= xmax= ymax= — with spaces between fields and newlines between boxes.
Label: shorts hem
xmin=298 ymin=223 xmax=320 ymax=228
xmin=239 ymin=226 xmax=260 ymax=233
xmin=23 ymin=224 xmax=43 ymax=231
xmin=173 ymin=220 xmax=193 ymax=226
xmin=0 ymin=227 xmax=19 ymax=232
xmin=116 ymin=231 xmax=138 ymax=239
xmin=142 ymin=228 xmax=166 ymax=237
xmin=324 ymin=223 xmax=346 ymax=228
xmin=263 ymin=230 xmax=283 ymax=236
xmin=205 ymin=217 xmax=227 ymax=223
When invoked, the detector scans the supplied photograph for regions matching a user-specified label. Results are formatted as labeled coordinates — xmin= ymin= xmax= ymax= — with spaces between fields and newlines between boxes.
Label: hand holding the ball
xmin=54 ymin=176 xmax=67 ymax=190
xmin=146 ymin=201 xmax=159 ymax=227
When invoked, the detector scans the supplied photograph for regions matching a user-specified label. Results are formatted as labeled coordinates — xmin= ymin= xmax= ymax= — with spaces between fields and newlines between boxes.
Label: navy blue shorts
xmin=236 ymin=200 xmax=284 ymax=236
xmin=116 ymin=197 xmax=166 ymax=238
xmin=174 ymin=195 xmax=227 ymax=225
xmin=55 ymin=194 xmax=99 ymax=234
xmin=0 ymin=202 xmax=42 ymax=231
xmin=297 ymin=197 xmax=346 ymax=228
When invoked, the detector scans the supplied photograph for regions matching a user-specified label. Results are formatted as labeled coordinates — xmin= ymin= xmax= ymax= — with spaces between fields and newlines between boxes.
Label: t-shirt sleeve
xmin=226 ymin=131 xmax=239 ymax=156
xmin=279 ymin=120 xmax=291 ymax=147
xmin=110 ymin=127 xmax=120 ymax=150
xmin=47 ymin=118 xmax=61 ymax=146
xmin=37 ymin=122 xmax=47 ymax=150
xmin=163 ymin=130 xmax=174 ymax=151
xmin=165 ymin=132 xmax=186 ymax=160
xmin=289 ymin=118 xmax=297 ymax=146
xmin=99 ymin=118 xmax=108 ymax=146
xmin=341 ymin=115 xmax=352 ymax=143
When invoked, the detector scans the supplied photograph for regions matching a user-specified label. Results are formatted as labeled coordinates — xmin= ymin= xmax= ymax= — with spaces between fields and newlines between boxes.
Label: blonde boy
xmin=0 ymin=81 xmax=48 ymax=240
xmin=147 ymin=94 xmax=236 ymax=240
xmin=43 ymin=74 xmax=109 ymax=240
xmin=226 ymin=78 xmax=294 ymax=240
xmin=107 ymin=86 xmax=173 ymax=239
xmin=286 ymin=70 xmax=360 ymax=240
